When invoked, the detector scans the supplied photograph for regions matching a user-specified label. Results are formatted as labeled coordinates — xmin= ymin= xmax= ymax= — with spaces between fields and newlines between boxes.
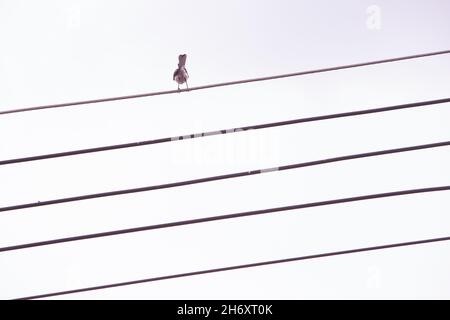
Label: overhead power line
xmin=1 ymin=186 xmax=449 ymax=254
xmin=1 ymin=50 xmax=449 ymax=116
xmin=1 ymin=97 xmax=449 ymax=166
xmin=16 ymin=234 xmax=450 ymax=300
xmin=1 ymin=142 xmax=448 ymax=213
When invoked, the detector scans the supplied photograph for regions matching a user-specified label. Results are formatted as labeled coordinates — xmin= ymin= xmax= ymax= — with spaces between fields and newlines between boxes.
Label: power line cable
xmin=1 ymin=142 xmax=448 ymax=213
xmin=16 ymin=234 xmax=450 ymax=300
xmin=1 ymin=186 xmax=449 ymax=253
xmin=1 ymin=97 xmax=449 ymax=166
xmin=1 ymin=50 xmax=449 ymax=116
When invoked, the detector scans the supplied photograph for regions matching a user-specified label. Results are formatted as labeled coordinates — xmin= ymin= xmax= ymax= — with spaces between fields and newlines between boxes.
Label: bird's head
xmin=178 ymin=54 xmax=187 ymax=67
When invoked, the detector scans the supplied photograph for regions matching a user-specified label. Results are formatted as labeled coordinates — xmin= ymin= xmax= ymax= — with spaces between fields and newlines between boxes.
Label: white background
xmin=0 ymin=0 xmax=449 ymax=299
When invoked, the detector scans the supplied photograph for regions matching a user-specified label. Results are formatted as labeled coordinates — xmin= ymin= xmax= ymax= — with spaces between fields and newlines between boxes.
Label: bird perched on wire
xmin=173 ymin=54 xmax=189 ymax=91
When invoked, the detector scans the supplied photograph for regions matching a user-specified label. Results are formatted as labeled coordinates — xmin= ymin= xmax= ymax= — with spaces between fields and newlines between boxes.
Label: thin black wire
xmin=16 ymin=234 xmax=450 ymax=300
xmin=1 ymin=142 xmax=448 ymax=213
xmin=1 ymin=50 xmax=449 ymax=116
xmin=1 ymin=97 xmax=449 ymax=166
xmin=1 ymin=186 xmax=448 ymax=254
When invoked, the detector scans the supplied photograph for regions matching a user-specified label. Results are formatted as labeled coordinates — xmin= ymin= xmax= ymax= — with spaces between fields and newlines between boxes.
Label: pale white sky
xmin=0 ymin=0 xmax=449 ymax=299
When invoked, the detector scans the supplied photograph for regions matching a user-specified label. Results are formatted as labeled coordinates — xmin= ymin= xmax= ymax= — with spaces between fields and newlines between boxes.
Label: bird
xmin=173 ymin=54 xmax=189 ymax=91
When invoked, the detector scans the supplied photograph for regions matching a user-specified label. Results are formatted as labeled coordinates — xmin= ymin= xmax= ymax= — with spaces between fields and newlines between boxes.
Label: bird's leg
xmin=177 ymin=83 xmax=180 ymax=92
xmin=185 ymin=80 xmax=189 ymax=91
